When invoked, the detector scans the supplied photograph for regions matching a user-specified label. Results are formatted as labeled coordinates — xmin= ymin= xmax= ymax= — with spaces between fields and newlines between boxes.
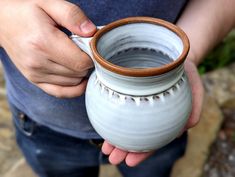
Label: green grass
xmin=198 ymin=30 xmax=235 ymax=74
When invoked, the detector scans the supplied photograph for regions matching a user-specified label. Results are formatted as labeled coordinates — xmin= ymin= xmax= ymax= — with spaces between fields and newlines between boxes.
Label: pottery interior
xmin=85 ymin=21 xmax=191 ymax=151
xmin=96 ymin=23 xmax=183 ymax=69
xmin=91 ymin=23 xmax=185 ymax=96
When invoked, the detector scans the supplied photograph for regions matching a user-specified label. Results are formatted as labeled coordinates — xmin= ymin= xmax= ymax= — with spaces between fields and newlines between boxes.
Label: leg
xmin=11 ymin=104 xmax=100 ymax=177
xmin=117 ymin=133 xmax=187 ymax=177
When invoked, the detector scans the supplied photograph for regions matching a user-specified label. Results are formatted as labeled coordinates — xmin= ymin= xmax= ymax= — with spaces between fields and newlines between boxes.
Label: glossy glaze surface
xmin=86 ymin=72 xmax=191 ymax=151
xmin=72 ymin=17 xmax=191 ymax=151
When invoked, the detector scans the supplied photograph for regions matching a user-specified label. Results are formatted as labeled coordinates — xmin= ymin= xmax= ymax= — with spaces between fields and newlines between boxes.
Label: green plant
xmin=199 ymin=30 xmax=235 ymax=74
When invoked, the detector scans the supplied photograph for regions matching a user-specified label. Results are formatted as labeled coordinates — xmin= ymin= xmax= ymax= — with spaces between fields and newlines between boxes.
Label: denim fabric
xmin=11 ymin=104 xmax=187 ymax=177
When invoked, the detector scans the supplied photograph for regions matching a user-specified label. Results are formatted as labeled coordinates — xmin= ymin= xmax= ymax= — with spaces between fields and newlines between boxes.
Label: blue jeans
xmin=11 ymin=104 xmax=187 ymax=177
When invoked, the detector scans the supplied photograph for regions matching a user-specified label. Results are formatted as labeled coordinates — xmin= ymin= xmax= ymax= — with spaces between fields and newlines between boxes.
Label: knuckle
xmin=65 ymin=4 xmax=86 ymax=23
xmin=73 ymin=53 xmax=93 ymax=71
xmin=81 ymin=52 xmax=92 ymax=63
xmin=83 ymin=55 xmax=94 ymax=68
xmin=27 ymin=33 xmax=47 ymax=52
xmin=25 ymin=58 xmax=41 ymax=70
xmin=79 ymin=71 xmax=88 ymax=77
xmin=53 ymin=29 xmax=66 ymax=39
xmin=71 ymin=78 xmax=83 ymax=86
xmin=25 ymin=72 xmax=37 ymax=82
xmin=73 ymin=63 xmax=84 ymax=71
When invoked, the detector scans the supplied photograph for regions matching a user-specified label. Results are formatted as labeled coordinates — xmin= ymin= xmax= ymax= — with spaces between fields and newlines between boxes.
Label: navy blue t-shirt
xmin=0 ymin=0 xmax=188 ymax=139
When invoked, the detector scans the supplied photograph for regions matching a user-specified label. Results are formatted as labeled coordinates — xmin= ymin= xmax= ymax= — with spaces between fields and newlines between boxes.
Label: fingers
xmin=36 ymin=75 xmax=83 ymax=86
xmin=37 ymin=79 xmax=88 ymax=98
xmin=102 ymin=141 xmax=154 ymax=167
xmin=40 ymin=59 xmax=89 ymax=77
xmin=39 ymin=0 xmax=96 ymax=36
xmin=34 ymin=0 xmax=95 ymax=85
xmin=108 ymin=148 xmax=128 ymax=165
xmin=43 ymin=30 xmax=94 ymax=72
xmin=22 ymin=58 xmax=88 ymax=86
xmin=125 ymin=151 xmax=154 ymax=167
xmin=102 ymin=141 xmax=115 ymax=155
xmin=102 ymin=141 xmax=128 ymax=165
xmin=184 ymin=60 xmax=205 ymax=129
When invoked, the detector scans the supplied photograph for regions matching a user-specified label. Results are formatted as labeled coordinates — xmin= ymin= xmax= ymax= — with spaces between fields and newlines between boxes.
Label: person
xmin=0 ymin=0 xmax=234 ymax=177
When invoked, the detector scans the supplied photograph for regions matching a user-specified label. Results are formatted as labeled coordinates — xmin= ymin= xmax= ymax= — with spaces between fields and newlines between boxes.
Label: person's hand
xmin=182 ymin=59 xmax=204 ymax=131
xmin=101 ymin=59 xmax=204 ymax=167
xmin=102 ymin=141 xmax=154 ymax=167
xmin=0 ymin=0 xmax=96 ymax=98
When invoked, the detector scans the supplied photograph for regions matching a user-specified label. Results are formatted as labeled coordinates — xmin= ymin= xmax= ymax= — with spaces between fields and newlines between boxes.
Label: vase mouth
xmin=90 ymin=17 xmax=190 ymax=77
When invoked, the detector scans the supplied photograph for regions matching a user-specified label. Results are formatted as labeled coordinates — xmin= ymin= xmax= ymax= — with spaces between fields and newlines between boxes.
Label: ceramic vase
xmin=71 ymin=17 xmax=191 ymax=152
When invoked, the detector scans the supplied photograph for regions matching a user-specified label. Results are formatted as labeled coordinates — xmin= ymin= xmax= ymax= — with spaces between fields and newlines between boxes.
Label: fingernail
xmin=80 ymin=20 xmax=96 ymax=34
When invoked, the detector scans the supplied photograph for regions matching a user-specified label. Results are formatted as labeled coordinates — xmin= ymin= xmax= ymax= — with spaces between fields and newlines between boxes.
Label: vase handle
xmin=70 ymin=26 xmax=104 ymax=60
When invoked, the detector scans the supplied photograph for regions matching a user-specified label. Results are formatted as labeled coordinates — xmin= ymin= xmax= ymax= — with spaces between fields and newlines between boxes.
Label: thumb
xmin=39 ymin=0 xmax=96 ymax=37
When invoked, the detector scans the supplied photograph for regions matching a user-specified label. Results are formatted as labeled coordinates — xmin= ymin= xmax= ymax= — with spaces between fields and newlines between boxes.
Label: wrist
xmin=186 ymin=48 xmax=200 ymax=67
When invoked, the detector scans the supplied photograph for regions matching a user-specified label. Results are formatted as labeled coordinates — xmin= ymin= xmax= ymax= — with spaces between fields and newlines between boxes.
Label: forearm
xmin=177 ymin=0 xmax=235 ymax=65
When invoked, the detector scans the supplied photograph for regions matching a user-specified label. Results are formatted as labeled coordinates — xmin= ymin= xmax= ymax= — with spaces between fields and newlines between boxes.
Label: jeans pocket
xmin=11 ymin=106 xmax=36 ymax=137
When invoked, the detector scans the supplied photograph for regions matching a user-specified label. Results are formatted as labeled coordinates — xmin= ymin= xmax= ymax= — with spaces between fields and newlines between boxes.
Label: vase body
xmin=86 ymin=63 xmax=191 ymax=151
xmin=72 ymin=17 xmax=191 ymax=152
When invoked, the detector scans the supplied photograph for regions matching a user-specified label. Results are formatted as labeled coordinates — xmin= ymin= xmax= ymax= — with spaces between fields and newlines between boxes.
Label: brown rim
xmin=90 ymin=17 xmax=190 ymax=77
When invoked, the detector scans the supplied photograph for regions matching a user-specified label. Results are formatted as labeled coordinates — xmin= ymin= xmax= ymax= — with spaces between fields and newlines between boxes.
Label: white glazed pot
xmin=71 ymin=17 xmax=191 ymax=152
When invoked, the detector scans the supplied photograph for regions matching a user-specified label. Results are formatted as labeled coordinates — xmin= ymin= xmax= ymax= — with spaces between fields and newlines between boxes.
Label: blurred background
xmin=0 ymin=30 xmax=235 ymax=177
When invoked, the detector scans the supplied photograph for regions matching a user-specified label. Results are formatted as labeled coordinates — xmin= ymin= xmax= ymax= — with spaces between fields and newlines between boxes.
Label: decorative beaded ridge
xmin=94 ymin=74 xmax=186 ymax=106
xmin=108 ymin=47 xmax=174 ymax=69
xmin=110 ymin=47 xmax=171 ymax=60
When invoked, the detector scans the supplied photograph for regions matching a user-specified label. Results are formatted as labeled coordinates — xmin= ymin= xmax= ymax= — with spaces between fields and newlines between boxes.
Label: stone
xmin=222 ymin=97 xmax=235 ymax=109
xmin=3 ymin=159 xmax=36 ymax=177
xmin=229 ymin=62 xmax=235 ymax=75
xmin=202 ymin=97 xmax=235 ymax=177
xmin=100 ymin=165 xmax=122 ymax=177
xmin=171 ymin=94 xmax=224 ymax=177
xmin=202 ymin=63 xmax=235 ymax=105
